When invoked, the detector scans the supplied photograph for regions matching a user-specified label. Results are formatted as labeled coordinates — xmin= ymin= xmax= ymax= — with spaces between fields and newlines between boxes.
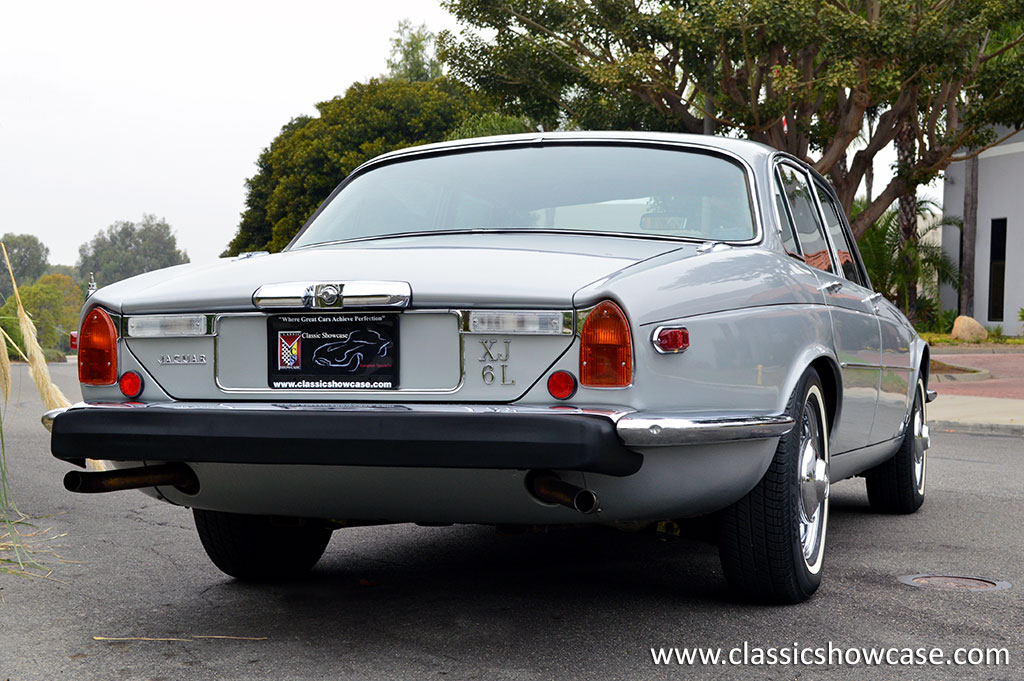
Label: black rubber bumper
xmin=50 ymin=405 xmax=643 ymax=477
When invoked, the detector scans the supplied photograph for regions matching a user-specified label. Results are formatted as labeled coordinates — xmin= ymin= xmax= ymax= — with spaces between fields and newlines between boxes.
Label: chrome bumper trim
xmin=42 ymin=407 xmax=69 ymax=433
xmin=616 ymin=414 xmax=794 ymax=446
xmin=49 ymin=401 xmax=793 ymax=449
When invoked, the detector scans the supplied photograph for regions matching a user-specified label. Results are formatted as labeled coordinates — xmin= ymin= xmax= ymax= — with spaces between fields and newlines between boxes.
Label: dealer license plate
xmin=267 ymin=313 xmax=399 ymax=389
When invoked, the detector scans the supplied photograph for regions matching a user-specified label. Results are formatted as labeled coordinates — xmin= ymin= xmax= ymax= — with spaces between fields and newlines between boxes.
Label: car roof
xmin=360 ymin=131 xmax=779 ymax=171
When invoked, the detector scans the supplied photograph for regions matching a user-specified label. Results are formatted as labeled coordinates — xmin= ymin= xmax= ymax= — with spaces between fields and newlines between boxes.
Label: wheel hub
xmin=799 ymin=440 xmax=829 ymax=523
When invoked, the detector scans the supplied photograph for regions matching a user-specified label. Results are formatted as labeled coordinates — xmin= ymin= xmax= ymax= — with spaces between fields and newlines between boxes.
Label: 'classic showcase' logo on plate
xmin=278 ymin=332 xmax=301 ymax=370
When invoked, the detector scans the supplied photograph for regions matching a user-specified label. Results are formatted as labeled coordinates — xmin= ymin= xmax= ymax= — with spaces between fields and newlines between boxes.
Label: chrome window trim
xmin=773 ymin=158 xmax=841 ymax=275
xmin=807 ymin=176 xmax=873 ymax=291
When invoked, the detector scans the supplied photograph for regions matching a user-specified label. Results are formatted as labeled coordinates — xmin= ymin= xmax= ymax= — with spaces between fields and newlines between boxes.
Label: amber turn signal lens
xmin=79 ymin=307 xmax=118 ymax=385
xmin=118 ymin=371 xmax=143 ymax=398
xmin=547 ymin=370 xmax=577 ymax=400
xmin=579 ymin=300 xmax=632 ymax=387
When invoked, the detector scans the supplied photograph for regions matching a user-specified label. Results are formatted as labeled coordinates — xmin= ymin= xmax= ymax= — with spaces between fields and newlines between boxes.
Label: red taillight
xmin=79 ymin=307 xmax=118 ymax=385
xmin=654 ymin=327 xmax=689 ymax=353
xmin=119 ymin=371 xmax=143 ymax=398
xmin=69 ymin=331 xmax=78 ymax=351
xmin=547 ymin=370 xmax=578 ymax=400
xmin=579 ymin=300 xmax=632 ymax=387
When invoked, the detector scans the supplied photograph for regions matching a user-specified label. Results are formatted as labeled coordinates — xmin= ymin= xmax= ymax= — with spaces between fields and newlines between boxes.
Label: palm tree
xmin=855 ymin=198 xmax=960 ymax=324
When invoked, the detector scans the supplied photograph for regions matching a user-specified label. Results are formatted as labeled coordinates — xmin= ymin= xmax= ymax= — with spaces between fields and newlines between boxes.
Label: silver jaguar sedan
xmin=46 ymin=132 xmax=932 ymax=603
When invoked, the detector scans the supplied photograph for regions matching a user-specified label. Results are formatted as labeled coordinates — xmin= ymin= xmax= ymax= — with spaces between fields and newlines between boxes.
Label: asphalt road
xmin=1 ymin=363 xmax=1021 ymax=681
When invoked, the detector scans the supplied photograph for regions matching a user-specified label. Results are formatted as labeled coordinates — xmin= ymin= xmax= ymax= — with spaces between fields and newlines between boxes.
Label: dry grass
xmin=0 ymin=241 xmax=76 ymax=580
xmin=0 ymin=512 xmax=73 ymax=580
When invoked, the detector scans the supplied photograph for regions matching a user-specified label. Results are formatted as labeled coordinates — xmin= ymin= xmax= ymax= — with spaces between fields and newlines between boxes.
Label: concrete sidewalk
xmin=929 ymin=349 xmax=1024 ymax=437
xmin=928 ymin=394 xmax=1024 ymax=437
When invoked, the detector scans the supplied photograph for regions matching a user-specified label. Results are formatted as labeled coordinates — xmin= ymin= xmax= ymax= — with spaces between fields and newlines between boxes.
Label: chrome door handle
xmin=862 ymin=292 xmax=882 ymax=304
xmin=817 ymin=281 xmax=843 ymax=293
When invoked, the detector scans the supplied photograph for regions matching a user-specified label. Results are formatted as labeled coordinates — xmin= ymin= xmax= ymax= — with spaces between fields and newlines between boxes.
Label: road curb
xmin=931 ymin=366 xmax=992 ymax=382
xmin=931 ymin=420 xmax=1024 ymax=438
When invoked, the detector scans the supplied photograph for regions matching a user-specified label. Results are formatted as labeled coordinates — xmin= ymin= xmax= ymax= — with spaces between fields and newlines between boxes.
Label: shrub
xmin=42 ymin=348 xmax=67 ymax=363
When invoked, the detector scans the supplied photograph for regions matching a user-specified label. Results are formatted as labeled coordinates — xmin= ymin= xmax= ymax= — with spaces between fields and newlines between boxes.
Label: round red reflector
xmin=547 ymin=370 xmax=577 ymax=400
xmin=119 ymin=371 xmax=143 ymax=398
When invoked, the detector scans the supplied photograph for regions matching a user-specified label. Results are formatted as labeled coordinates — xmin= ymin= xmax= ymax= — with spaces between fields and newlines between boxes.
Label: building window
xmin=988 ymin=218 xmax=1007 ymax=322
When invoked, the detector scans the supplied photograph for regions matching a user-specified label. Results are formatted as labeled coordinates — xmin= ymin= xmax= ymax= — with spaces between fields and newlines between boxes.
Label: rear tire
xmin=194 ymin=509 xmax=332 ymax=580
xmin=865 ymin=376 xmax=928 ymax=514
xmin=717 ymin=368 xmax=830 ymax=603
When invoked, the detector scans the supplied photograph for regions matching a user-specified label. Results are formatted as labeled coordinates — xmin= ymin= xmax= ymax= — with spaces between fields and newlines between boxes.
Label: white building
xmin=941 ymin=128 xmax=1024 ymax=332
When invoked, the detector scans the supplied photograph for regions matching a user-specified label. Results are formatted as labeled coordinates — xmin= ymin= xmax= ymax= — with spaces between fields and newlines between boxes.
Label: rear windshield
xmin=291 ymin=144 xmax=756 ymax=248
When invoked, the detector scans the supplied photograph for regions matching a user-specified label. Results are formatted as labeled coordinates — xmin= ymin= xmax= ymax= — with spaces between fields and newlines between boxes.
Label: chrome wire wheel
xmin=797 ymin=385 xmax=829 ymax=574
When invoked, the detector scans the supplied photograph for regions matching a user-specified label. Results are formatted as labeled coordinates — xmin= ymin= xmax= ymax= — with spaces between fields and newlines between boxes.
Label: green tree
xmin=35 ymin=273 xmax=84 ymax=351
xmin=387 ymin=19 xmax=444 ymax=81
xmin=439 ymin=1 xmax=1024 ymax=237
xmin=445 ymin=112 xmax=534 ymax=140
xmin=223 ymin=78 xmax=487 ymax=255
xmin=77 ymin=215 xmax=189 ymax=286
xmin=0 ymin=282 xmax=63 ymax=353
xmin=856 ymin=199 xmax=959 ymax=322
xmin=0 ymin=233 xmax=50 ymax=300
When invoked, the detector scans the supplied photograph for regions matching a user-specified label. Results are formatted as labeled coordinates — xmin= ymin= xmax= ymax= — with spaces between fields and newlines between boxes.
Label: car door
xmin=776 ymin=162 xmax=881 ymax=453
xmin=871 ymin=298 xmax=916 ymax=442
xmin=808 ymin=178 xmax=888 ymax=449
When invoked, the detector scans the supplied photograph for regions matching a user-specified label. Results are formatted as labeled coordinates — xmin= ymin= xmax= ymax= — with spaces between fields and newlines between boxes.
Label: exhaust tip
xmin=573 ymin=489 xmax=600 ymax=515
xmin=63 ymin=470 xmax=86 ymax=493
xmin=526 ymin=471 xmax=601 ymax=515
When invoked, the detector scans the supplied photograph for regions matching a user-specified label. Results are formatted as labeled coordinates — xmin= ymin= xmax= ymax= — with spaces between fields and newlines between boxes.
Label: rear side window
xmin=777 ymin=164 xmax=834 ymax=274
xmin=773 ymin=173 xmax=800 ymax=255
xmin=814 ymin=183 xmax=866 ymax=287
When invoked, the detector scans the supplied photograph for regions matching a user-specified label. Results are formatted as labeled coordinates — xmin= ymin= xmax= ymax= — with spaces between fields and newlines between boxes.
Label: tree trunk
xmin=865 ymin=117 xmax=876 ymax=202
xmin=960 ymin=154 xmax=979 ymax=317
xmin=895 ymin=120 xmax=918 ymax=315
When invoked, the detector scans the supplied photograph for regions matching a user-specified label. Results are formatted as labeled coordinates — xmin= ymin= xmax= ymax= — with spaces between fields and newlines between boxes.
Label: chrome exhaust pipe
xmin=63 ymin=463 xmax=199 ymax=495
xmin=527 ymin=472 xmax=600 ymax=514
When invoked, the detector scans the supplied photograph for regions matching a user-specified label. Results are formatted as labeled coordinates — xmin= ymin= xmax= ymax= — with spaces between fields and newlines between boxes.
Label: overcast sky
xmin=1 ymin=0 xmax=461 ymax=267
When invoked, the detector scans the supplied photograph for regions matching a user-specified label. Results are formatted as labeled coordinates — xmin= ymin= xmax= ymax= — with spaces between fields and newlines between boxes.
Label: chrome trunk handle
xmin=253 ymin=281 xmax=411 ymax=309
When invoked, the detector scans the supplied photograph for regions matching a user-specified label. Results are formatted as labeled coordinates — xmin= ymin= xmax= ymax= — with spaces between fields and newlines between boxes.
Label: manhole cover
xmin=899 ymin=574 xmax=1011 ymax=592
